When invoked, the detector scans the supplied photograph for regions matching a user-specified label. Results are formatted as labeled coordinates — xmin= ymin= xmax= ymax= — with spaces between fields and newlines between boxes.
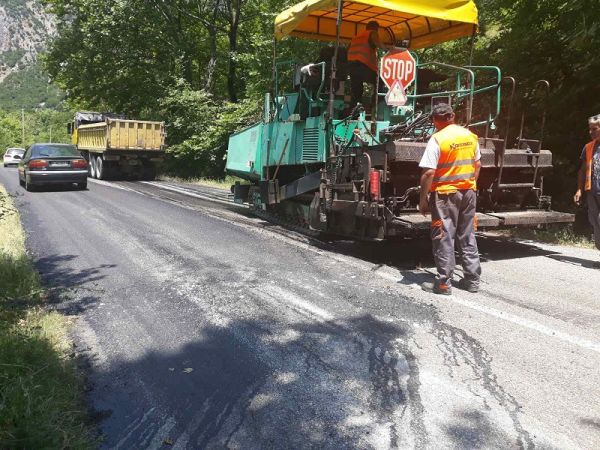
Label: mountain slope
xmin=0 ymin=0 xmax=61 ymax=109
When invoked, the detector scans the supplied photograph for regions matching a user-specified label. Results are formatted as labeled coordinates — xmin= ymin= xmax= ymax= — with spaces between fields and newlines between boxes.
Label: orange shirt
xmin=429 ymin=124 xmax=479 ymax=193
xmin=348 ymin=30 xmax=378 ymax=72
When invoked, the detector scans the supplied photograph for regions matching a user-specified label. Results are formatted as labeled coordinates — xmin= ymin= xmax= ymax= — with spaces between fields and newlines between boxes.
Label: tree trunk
xmin=226 ymin=0 xmax=241 ymax=102
xmin=205 ymin=36 xmax=218 ymax=92
xmin=203 ymin=0 xmax=221 ymax=92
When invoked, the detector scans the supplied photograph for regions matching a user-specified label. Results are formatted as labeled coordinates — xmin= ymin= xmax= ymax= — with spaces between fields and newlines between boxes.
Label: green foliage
xmin=0 ymin=63 xmax=64 ymax=110
xmin=484 ymin=0 xmax=600 ymax=153
xmin=41 ymin=0 xmax=322 ymax=178
xmin=0 ymin=115 xmax=21 ymax=152
xmin=0 ymin=50 xmax=26 ymax=68
xmin=0 ymin=108 xmax=73 ymax=151
xmin=160 ymin=80 xmax=261 ymax=177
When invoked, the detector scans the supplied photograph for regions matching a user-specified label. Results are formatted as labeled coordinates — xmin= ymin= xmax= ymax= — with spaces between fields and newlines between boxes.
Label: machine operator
xmin=347 ymin=20 xmax=388 ymax=108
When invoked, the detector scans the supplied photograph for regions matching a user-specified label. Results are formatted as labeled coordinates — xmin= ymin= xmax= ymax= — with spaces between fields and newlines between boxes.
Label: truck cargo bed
xmin=77 ymin=118 xmax=165 ymax=152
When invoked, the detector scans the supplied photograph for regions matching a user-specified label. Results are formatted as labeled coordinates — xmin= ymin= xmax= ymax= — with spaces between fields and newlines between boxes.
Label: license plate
xmin=51 ymin=162 xmax=69 ymax=167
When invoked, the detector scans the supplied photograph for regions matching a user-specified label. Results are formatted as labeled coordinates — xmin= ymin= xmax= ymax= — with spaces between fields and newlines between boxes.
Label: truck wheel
xmin=96 ymin=156 xmax=105 ymax=180
xmin=89 ymin=155 xmax=97 ymax=179
xmin=141 ymin=167 xmax=156 ymax=181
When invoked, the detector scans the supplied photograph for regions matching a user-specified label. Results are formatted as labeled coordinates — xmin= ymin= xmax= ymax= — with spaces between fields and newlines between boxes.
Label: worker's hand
xmin=574 ymin=189 xmax=582 ymax=205
xmin=419 ymin=198 xmax=429 ymax=216
xmin=300 ymin=64 xmax=317 ymax=76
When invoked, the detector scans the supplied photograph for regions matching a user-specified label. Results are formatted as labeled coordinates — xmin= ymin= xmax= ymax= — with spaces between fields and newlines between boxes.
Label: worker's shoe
xmin=457 ymin=278 xmax=480 ymax=293
xmin=421 ymin=281 xmax=452 ymax=296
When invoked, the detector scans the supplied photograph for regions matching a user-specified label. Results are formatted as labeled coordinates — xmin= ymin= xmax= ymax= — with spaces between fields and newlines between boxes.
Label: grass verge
xmin=497 ymin=224 xmax=595 ymax=248
xmin=159 ymin=174 xmax=243 ymax=190
xmin=0 ymin=186 xmax=95 ymax=448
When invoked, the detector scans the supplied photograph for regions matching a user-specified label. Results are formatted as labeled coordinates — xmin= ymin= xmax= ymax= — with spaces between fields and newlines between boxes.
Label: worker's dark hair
xmin=431 ymin=103 xmax=455 ymax=121
xmin=366 ymin=21 xmax=379 ymax=30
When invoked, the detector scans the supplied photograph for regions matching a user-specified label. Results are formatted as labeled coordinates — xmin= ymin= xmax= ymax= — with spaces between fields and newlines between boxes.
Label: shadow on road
xmin=90 ymin=313 xmax=422 ymax=448
xmin=25 ymin=184 xmax=87 ymax=193
xmin=546 ymin=253 xmax=600 ymax=269
xmin=87 ymin=306 xmax=527 ymax=449
xmin=317 ymin=233 xmax=557 ymax=272
xmin=444 ymin=409 xmax=520 ymax=449
xmin=33 ymin=253 xmax=115 ymax=315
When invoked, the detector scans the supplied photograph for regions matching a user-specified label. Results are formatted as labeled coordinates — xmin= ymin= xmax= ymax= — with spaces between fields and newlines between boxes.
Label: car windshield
xmin=32 ymin=145 xmax=79 ymax=158
xmin=6 ymin=149 xmax=24 ymax=156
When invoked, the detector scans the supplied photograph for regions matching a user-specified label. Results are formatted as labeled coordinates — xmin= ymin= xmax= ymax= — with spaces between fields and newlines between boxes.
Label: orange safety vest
xmin=348 ymin=30 xmax=378 ymax=72
xmin=430 ymin=124 xmax=479 ymax=193
xmin=583 ymin=140 xmax=598 ymax=191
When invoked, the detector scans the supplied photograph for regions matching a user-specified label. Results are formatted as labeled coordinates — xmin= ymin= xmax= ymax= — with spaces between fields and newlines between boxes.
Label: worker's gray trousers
xmin=587 ymin=192 xmax=600 ymax=250
xmin=429 ymin=189 xmax=482 ymax=287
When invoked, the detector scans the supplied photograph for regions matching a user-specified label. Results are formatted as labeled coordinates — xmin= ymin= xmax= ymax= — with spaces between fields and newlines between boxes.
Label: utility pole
xmin=49 ymin=124 xmax=52 ymax=143
xmin=21 ymin=108 xmax=25 ymax=146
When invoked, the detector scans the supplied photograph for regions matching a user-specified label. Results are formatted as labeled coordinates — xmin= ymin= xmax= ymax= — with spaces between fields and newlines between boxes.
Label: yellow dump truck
xmin=68 ymin=112 xmax=166 ymax=180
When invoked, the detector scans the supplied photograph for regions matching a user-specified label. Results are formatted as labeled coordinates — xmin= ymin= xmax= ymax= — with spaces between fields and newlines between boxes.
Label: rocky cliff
xmin=0 ymin=0 xmax=59 ymax=108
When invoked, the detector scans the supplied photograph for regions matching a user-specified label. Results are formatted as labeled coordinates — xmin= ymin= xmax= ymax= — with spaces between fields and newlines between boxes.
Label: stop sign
xmin=380 ymin=50 xmax=416 ymax=89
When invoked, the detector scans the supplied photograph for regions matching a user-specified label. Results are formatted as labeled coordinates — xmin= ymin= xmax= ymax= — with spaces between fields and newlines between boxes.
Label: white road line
xmin=450 ymin=295 xmax=600 ymax=354
xmin=88 ymin=178 xmax=137 ymax=192
xmin=260 ymin=284 xmax=335 ymax=322
xmin=141 ymin=181 xmax=236 ymax=206
xmin=86 ymin=178 xmax=600 ymax=354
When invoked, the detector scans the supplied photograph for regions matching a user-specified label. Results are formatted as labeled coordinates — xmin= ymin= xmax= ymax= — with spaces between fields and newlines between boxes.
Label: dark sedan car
xmin=18 ymin=143 xmax=88 ymax=191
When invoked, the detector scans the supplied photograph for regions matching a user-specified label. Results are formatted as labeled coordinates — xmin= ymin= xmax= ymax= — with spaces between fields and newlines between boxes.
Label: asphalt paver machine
xmin=226 ymin=0 xmax=574 ymax=240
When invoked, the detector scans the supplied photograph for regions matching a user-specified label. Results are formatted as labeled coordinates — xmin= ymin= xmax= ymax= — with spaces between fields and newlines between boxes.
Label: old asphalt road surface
xmin=1 ymin=166 xmax=599 ymax=449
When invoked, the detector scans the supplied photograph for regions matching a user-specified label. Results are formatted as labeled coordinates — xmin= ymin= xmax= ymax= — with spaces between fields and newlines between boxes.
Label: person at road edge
xmin=574 ymin=114 xmax=600 ymax=264
xmin=418 ymin=103 xmax=482 ymax=295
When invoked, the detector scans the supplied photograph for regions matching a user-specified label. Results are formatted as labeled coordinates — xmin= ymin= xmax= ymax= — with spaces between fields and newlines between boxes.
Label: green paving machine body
xmin=225 ymin=1 xmax=573 ymax=240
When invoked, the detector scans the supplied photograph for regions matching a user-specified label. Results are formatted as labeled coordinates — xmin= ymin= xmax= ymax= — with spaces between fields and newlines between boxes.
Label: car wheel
xmin=78 ymin=181 xmax=88 ymax=190
xmin=25 ymin=176 xmax=35 ymax=192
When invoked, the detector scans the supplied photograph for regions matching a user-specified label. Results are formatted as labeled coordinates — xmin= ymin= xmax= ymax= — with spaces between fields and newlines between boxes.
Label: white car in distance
xmin=3 ymin=148 xmax=26 ymax=167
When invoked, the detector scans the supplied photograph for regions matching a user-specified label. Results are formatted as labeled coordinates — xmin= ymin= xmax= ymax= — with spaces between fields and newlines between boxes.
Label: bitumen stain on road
xmin=432 ymin=320 xmax=533 ymax=449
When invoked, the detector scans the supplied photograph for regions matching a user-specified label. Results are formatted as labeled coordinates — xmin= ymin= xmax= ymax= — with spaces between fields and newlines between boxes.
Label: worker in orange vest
xmin=574 ymin=114 xmax=600 ymax=260
xmin=418 ymin=103 xmax=482 ymax=295
xmin=347 ymin=21 xmax=387 ymax=107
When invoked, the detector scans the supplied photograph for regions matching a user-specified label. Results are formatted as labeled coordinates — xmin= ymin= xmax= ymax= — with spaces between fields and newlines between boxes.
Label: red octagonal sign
xmin=380 ymin=50 xmax=416 ymax=90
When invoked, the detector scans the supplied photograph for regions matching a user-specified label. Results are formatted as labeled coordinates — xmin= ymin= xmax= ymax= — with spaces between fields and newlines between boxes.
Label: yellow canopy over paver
xmin=274 ymin=0 xmax=479 ymax=49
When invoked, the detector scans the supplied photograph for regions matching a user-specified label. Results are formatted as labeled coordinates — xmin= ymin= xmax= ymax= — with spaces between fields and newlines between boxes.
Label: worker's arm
xmin=474 ymin=143 xmax=482 ymax=182
xmin=419 ymin=168 xmax=435 ymax=215
xmin=574 ymin=147 xmax=586 ymax=204
xmin=574 ymin=164 xmax=586 ymax=205
xmin=474 ymin=159 xmax=481 ymax=182
xmin=370 ymin=31 xmax=392 ymax=51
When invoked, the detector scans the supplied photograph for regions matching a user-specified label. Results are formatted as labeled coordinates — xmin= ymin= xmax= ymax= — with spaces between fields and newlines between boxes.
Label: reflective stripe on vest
xmin=430 ymin=124 xmax=479 ymax=193
xmin=348 ymin=31 xmax=377 ymax=72
xmin=584 ymin=140 xmax=596 ymax=191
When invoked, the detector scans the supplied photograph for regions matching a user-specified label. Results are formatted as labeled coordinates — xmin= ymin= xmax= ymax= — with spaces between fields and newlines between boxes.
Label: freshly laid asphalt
xmin=1 ymin=166 xmax=599 ymax=449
